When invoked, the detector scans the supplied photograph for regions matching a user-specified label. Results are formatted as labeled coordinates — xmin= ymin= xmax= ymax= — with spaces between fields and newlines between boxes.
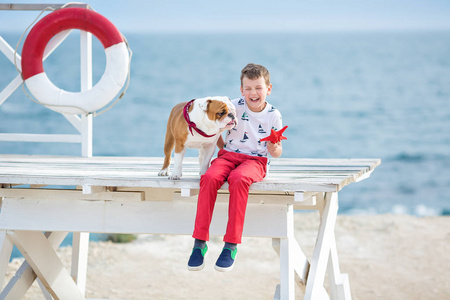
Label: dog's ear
xmin=199 ymin=99 xmax=211 ymax=112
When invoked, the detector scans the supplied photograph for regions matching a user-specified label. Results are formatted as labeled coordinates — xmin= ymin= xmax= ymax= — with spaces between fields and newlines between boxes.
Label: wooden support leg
xmin=0 ymin=231 xmax=68 ymax=300
xmin=0 ymin=230 xmax=14 ymax=287
xmin=36 ymin=278 xmax=53 ymax=300
xmin=273 ymin=205 xmax=296 ymax=300
xmin=327 ymin=232 xmax=352 ymax=300
xmin=279 ymin=237 xmax=295 ymax=299
xmin=304 ymin=192 xmax=339 ymax=300
xmin=7 ymin=231 xmax=85 ymax=300
xmin=71 ymin=232 xmax=89 ymax=296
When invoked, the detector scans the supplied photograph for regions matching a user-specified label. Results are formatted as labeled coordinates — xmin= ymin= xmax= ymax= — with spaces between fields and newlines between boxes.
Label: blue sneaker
xmin=214 ymin=247 xmax=237 ymax=272
xmin=188 ymin=244 xmax=208 ymax=271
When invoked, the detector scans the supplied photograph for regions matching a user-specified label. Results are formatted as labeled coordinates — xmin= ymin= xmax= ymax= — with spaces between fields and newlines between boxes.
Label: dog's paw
xmin=168 ymin=173 xmax=182 ymax=180
xmin=158 ymin=169 xmax=169 ymax=176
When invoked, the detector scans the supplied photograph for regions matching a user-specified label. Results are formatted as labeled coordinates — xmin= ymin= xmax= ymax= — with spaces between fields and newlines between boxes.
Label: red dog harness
xmin=183 ymin=100 xmax=216 ymax=138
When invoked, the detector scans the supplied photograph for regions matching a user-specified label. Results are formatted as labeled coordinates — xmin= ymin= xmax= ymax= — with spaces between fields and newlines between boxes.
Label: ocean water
xmin=1 ymin=31 xmax=450 ymax=217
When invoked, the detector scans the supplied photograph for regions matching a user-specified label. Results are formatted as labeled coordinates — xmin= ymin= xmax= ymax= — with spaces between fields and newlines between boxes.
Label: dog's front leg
xmin=170 ymin=148 xmax=186 ymax=180
xmin=199 ymin=144 xmax=216 ymax=175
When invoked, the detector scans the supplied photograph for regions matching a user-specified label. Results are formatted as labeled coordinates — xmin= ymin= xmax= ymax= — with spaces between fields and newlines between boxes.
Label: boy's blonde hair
xmin=240 ymin=63 xmax=271 ymax=87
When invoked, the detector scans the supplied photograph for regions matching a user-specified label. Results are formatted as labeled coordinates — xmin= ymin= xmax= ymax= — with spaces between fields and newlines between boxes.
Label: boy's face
xmin=240 ymin=76 xmax=272 ymax=112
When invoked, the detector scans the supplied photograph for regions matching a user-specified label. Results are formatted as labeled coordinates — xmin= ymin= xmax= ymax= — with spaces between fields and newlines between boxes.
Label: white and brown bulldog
xmin=158 ymin=96 xmax=237 ymax=180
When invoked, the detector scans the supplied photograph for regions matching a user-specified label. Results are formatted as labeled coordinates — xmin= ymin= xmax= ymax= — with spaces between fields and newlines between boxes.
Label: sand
xmin=4 ymin=213 xmax=450 ymax=299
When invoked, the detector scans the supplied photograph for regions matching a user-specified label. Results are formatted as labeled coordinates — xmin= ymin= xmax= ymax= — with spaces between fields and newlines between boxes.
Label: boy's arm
xmin=217 ymin=135 xmax=225 ymax=149
xmin=267 ymin=141 xmax=282 ymax=158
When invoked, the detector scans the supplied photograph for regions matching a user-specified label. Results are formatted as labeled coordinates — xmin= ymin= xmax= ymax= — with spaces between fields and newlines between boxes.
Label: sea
xmin=1 ymin=31 xmax=450 ymax=257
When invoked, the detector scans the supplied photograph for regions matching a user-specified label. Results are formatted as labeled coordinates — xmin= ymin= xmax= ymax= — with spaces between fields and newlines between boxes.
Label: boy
xmin=188 ymin=63 xmax=283 ymax=272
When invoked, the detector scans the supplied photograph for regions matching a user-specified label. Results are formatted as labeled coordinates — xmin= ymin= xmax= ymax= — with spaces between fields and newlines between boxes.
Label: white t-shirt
xmin=223 ymin=98 xmax=283 ymax=158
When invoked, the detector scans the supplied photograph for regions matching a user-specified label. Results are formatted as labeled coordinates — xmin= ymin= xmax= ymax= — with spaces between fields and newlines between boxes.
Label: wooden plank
xmin=0 ymin=75 xmax=22 ymax=106
xmin=0 ymin=4 xmax=88 ymax=10
xmin=304 ymin=192 xmax=339 ymax=299
xmin=0 ymin=133 xmax=81 ymax=143
xmin=174 ymin=190 xmax=297 ymax=204
xmin=0 ymin=231 xmax=13 ymax=288
xmin=0 ymin=35 xmax=21 ymax=67
xmin=71 ymin=232 xmax=89 ymax=296
xmin=6 ymin=231 xmax=84 ymax=300
xmin=0 ymin=188 xmax=144 ymax=202
xmin=0 ymin=165 xmax=371 ymax=178
xmin=0 ymin=161 xmax=378 ymax=174
xmin=0 ymin=197 xmax=289 ymax=237
xmin=279 ymin=237 xmax=295 ymax=299
xmin=0 ymin=232 xmax=68 ymax=300
xmin=117 ymin=187 xmax=177 ymax=201
xmin=327 ymin=232 xmax=352 ymax=300
xmin=0 ymin=154 xmax=381 ymax=169
xmin=0 ymin=155 xmax=381 ymax=193
xmin=0 ymin=175 xmax=343 ymax=193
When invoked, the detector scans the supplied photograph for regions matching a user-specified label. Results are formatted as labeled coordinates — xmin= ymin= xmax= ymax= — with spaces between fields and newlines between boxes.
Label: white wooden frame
xmin=0 ymin=156 xmax=381 ymax=299
xmin=0 ymin=3 xmax=93 ymax=157
xmin=0 ymin=3 xmax=92 ymax=297
xmin=0 ymin=189 xmax=349 ymax=300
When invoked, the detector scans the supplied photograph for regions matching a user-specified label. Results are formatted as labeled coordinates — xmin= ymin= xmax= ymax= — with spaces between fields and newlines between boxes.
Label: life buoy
xmin=21 ymin=7 xmax=129 ymax=114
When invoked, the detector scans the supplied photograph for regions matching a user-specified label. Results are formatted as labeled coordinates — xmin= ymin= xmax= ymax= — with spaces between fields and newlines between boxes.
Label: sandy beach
xmin=4 ymin=213 xmax=449 ymax=300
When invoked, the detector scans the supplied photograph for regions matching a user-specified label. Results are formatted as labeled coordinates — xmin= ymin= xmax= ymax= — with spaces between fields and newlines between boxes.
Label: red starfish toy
xmin=260 ymin=125 xmax=288 ymax=143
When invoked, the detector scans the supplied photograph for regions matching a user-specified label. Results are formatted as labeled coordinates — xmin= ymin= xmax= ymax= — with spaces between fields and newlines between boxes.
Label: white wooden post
xmin=304 ymin=192 xmax=339 ymax=299
xmin=0 ymin=230 xmax=14 ymax=288
xmin=7 ymin=231 xmax=84 ymax=300
xmin=279 ymin=204 xmax=296 ymax=300
xmin=327 ymin=232 xmax=352 ymax=300
xmin=0 ymin=231 xmax=68 ymax=300
xmin=71 ymin=30 xmax=92 ymax=296
xmin=80 ymin=29 xmax=93 ymax=157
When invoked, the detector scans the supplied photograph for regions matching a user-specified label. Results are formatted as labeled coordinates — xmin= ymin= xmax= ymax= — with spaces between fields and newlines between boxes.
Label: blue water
xmin=1 ymin=31 xmax=450 ymax=219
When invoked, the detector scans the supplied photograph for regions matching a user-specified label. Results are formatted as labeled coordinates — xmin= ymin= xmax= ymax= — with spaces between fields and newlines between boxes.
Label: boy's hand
xmin=267 ymin=141 xmax=282 ymax=158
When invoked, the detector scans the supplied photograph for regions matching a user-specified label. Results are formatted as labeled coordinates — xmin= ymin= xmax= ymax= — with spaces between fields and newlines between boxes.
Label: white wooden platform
xmin=0 ymin=155 xmax=380 ymax=299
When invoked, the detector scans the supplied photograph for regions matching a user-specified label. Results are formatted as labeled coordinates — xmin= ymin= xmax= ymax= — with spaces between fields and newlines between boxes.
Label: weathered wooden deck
xmin=0 ymin=155 xmax=379 ymax=191
xmin=0 ymin=155 xmax=380 ymax=299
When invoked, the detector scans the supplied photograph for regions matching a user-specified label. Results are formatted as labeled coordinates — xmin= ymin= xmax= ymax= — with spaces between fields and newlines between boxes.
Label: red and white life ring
xmin=21 ymin=7 xmax=129 ymax=114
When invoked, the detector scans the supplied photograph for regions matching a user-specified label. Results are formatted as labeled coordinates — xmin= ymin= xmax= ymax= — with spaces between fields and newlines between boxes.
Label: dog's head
xmin=198 ymin=96 xmax=237 ymax=131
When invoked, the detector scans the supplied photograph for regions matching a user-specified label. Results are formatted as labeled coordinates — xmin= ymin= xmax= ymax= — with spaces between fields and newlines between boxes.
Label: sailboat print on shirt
xmin=258 ymin=125 xmax=266 ymax=134
xmin=240 ymin=131 xmax=249 ymax=143
xmin=241 ymin=112 xmax=249 ymax=121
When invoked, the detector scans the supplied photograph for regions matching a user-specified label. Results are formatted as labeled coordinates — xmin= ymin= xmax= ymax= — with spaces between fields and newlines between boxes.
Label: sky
xmin=1 ymin=0 xmax=450 ymax=33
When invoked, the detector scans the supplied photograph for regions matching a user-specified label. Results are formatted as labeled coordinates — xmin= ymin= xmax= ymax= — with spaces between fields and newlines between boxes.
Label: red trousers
xmin=192 ymin=149 xmax=268 ymax=244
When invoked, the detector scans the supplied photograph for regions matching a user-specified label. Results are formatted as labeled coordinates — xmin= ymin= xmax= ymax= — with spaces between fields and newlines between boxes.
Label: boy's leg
xmin=223 ymin=155 xmax=267 ymax=244
xmin=192 ymin=149 xmax=236 ymax=241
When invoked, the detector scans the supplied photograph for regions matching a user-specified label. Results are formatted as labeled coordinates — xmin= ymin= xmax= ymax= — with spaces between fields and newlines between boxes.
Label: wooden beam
xmin=304 ymin=192 xmax=339 ymax=299
xmin=6 ymin=231 xmax=84 ymax=299
xmin=0 ymin=232 xmax=68 ymax=300
xmin=71 ymin=232 xmax=89 ymax=296
xmin=0 ymin=133 xmax=81 ymax=143
xmin=0 ymin=231 xmax=13 ymax=288
xmin=0 ymin=188 xmax=144 ymax=202
xmin=0 ymin=197 xmax=289 ymax=237
xmin=0 ymin=4 xmax=88 ymax=10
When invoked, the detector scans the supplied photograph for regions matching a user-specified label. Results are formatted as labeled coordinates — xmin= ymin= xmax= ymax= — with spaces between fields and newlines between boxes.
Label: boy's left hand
xmin=267 ymin=141 xmax=282 ymax=158
xmin=267 ymin=141 xmax=279 ymax=152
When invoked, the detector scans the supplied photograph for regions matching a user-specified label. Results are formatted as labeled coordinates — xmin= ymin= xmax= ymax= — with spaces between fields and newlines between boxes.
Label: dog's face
xmin=201 ymin=97 xmax=237 ymax=131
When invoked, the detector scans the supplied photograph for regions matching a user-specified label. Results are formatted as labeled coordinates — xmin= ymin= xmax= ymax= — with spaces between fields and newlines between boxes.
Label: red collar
xmin=183 ymin=100 xmax=216 ymax=138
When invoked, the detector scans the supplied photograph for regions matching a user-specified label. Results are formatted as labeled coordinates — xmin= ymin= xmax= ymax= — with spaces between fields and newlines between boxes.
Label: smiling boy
xmin=188 ymin=63 xmax=283 ymax=272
